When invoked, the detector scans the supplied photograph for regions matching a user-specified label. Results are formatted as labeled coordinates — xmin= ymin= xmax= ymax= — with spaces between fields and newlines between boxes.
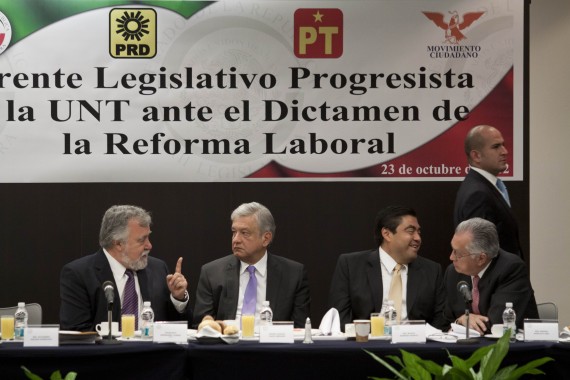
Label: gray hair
xmin=231 ymin=202 xmax=276 ymax=236
xmin=99 ymin=205 xmax=152 ymax=249
xmin=455 ymin=217 xmax=499 ymax=258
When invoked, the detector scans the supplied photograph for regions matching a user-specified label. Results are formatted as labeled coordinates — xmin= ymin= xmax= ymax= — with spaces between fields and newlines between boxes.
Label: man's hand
xmin=166 ymin=257 xmax=188 ymax=301
xmin=458 ymin=313 xmax=489 ymax=335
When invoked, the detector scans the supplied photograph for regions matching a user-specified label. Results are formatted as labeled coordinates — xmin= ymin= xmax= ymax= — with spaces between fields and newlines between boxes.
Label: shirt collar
xmin=470 ymin=166 xmax=498 ymax=187
xmin=379 ymin=247 xmax=406 ymax=272
xmin=103 ymin=248 xmax=131 ymax=278
xmin=474 ymin=257 xmax=493 ymax=280
xmin=239 ymin=251 xmax=268 ymax=277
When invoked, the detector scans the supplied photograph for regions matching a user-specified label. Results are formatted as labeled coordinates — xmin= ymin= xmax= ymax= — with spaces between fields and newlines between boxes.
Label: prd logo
xmin=0 ymin=10 xmax=12 ymax=55
xmin=294 ymin=8 xmax=343 ymax=58
xmin=110 ymin=8 xmax=156 ymax=58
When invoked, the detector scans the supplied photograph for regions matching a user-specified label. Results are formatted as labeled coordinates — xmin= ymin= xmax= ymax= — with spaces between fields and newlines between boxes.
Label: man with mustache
xmin=60 ymin=205 xmax=191 ymax=331
xmin=454 ymin=125 xmax=523 ymax=259
xmin=193 ymin=202 xmax=310 ymax=328
xmin=329 ymin=206 xmax=448 ymax=331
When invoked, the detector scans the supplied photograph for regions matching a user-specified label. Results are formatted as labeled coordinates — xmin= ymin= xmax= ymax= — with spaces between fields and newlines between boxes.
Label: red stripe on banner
xmin=248 ymin=69 xmax=514 ymax=179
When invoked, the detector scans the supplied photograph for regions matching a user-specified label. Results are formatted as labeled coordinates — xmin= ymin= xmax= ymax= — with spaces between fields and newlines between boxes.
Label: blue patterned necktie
xmin=242 ymin=266 xmax=257 ymax=315
xmin=122 ymin=270 xmax=139 ymax=329
xmin=496 ymin=178 xmax=511 ymax=206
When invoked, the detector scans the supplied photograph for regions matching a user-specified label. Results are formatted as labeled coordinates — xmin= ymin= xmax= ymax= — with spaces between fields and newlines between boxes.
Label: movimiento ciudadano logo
xmin=0 ymin=10 xmax=12 ymax=55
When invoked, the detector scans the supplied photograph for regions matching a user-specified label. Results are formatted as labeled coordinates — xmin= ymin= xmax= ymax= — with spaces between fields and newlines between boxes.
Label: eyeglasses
xmin=451 ymin=251 xmax=482 ymax=260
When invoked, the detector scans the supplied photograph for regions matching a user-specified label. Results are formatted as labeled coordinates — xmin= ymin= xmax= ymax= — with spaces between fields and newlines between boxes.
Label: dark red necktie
xmin=471 ymin=275 xmax=480 ymax=314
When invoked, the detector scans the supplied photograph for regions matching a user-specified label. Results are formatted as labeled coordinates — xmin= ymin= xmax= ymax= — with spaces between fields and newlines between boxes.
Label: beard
xmin=122 ymin=250 xmax=149 ymax=271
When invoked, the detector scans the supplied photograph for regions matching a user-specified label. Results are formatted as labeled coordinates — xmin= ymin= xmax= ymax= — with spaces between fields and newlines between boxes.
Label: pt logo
xmin=109 ymin=8 xmax=156 ymax=58
xmin=423 ymin=10 xmax=485 ymax=44
xmin=294 ymin=8 xmax=343 ymax=58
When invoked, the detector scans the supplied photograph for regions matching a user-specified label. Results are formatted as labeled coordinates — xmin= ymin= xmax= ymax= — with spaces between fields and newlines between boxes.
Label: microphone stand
xmin=457 ymin=304 xmax=479 ymax=345
xmin=96 ymin=302 xmax=121 ymax=345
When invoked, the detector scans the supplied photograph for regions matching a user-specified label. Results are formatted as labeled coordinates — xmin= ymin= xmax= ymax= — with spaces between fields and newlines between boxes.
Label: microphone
xmin=102 ymin=281 xmax=115 ymax=305
xmin=457 ymin=281 xmax=472 ymax=303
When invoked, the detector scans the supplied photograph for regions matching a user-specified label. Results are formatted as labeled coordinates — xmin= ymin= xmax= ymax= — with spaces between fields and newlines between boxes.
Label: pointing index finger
xmin=175 ymin=257 xmax=183 ymax=274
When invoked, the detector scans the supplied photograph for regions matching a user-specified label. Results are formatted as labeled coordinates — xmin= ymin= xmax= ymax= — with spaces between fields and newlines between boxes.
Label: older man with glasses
xmin=443 ymin=217 xmax=538 ymax=335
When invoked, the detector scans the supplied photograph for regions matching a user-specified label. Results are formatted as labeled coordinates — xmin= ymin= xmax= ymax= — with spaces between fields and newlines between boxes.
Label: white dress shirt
xmin=236 ymin=252 xmax=268 ymax=321
xmin=103 ymin=249 xmax=187 ymax=316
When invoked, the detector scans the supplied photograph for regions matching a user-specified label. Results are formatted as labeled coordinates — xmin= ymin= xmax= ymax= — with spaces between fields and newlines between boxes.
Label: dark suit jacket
xmin=328 ymin=249 xmax=449 ymax=331
xmin=443 ymin=249 xmax=538 ymax=330
xmin=60 ymin=249 xmax=192 ymax=331
xmin=193 ymin=253 xmax=310 ymax=328
xmin=454 ymin=169 xmax=523 ymax=258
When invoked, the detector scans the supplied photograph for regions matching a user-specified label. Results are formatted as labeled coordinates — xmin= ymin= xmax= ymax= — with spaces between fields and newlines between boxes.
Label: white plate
xmin=240 ymin=336 xmax=259 ymax=341
xmin=368 ymin=335 xmax=391 ymax=341
xmin=484 ymin=334 xmax=502 ymax=339
xmin=312 ymin=335 xmax=347 ymax=341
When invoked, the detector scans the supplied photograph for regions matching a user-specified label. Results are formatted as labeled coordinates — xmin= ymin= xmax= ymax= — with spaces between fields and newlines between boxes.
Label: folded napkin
xmin=196 ymin=325 xmax=221 ymax=338
xmin=450 ymin=322 xmax=481 ymax=338
xmin=319 ymin=308 xmax=342 ymax=336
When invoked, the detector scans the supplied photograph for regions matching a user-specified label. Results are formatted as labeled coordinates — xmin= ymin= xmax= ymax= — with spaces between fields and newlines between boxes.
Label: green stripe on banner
xmin=0 ymin=0 xmax=212 ymax=44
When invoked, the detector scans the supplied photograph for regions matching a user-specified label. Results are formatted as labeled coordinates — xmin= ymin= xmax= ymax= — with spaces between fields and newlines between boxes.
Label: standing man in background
xmin=193 ymin=202 xmax=310 ymax=327
xmin=60 ymin=205 xmax=191 ymax=331
xmin=454 ymin=125 xmax=523 ymax=259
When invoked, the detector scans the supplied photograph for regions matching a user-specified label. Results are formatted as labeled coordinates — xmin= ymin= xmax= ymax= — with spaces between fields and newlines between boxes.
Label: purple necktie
xmin=472 ymin=275 xmax=480 ymax=315
xmin=242 ymin=266 xmax=257 ymax=315
xmin=122 ymin=270 xmax=139 ymax=329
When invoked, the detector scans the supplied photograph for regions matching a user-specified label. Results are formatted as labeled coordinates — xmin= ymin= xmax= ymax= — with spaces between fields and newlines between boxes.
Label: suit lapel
xmin=221 ymin=257 xmax=240 ymax=318
xmin=94 ymin=249 xmax=121 ymax=316
xmin=471 ymin=170 xmax=511 ymax=210
xmin=137 ymin=268 xmax=151 ymax=302
xmin=266 ymin=254 xmax=281 ymax=307
xmin=477 ymin=253 xmax=499 ymax=313
xmin=406 ymin=261 xmax=419 ymax=313
xmin=366 ymin=250 xmax=383 ymax=311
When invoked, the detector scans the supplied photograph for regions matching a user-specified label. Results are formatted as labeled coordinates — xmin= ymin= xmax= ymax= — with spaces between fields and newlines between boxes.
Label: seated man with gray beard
xmin=60 ymin=205 xmax=192 ymax=331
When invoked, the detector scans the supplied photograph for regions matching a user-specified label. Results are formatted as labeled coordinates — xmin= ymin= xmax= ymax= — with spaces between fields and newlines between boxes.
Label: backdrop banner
xmin=0 ymin=0 xmax=523 ymax=182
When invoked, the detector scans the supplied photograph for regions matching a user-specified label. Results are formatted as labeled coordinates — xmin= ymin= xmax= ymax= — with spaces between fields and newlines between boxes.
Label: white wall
xmin=530 ymin=0 xmax=570 ymax=327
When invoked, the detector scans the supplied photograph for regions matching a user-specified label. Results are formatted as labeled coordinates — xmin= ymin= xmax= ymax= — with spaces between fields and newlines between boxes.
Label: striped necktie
xmin=122 ymin=270 xmax=139 ymax=329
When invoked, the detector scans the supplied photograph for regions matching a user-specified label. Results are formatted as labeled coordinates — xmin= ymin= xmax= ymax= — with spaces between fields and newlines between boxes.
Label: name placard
xmin=24 ymin=326 xmax=59 ymax=347
xmin=153 ymin=322 xmax=187 ymax=344
xmin=259 ymin=324 xmax=294 ymax=343
xmin=391 ymin=321 xmax=426 ymax=344
xmin=524 ymin=320 xmax=559 ymax=342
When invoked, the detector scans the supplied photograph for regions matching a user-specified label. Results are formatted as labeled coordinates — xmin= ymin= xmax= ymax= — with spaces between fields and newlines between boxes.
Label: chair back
xmin=537 ymin=302 xmax=558 ymax=320
xmin=0 ymin=303 xmax=42 ymax=325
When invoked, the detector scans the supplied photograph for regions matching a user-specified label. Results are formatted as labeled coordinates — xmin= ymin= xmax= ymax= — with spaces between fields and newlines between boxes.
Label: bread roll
xmin=223 ymin=325 xmax=239 ymax=335
xmin=215 ymin=320 xmax=227 ymax=332
xmin=198 ymin=319 xmax=222 ymax=333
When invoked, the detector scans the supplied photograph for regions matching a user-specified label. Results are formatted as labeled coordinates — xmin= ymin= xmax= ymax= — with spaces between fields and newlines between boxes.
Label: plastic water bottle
xmin=140 ymin=301 xmax=154 ymax=340
xmin=383 ymin=300 xmax=397 ymax=336
xmin=259 ymin=300 xmax=273 ymax=326
xmin=502 ymin=302 xmax=516 ymax=343
xmin=14 ymin=302 xmax=28 ymax=341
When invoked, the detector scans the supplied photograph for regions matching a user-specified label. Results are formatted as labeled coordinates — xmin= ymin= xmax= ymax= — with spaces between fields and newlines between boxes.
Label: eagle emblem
xmin=423 ymin=11 xmax=485 ymax=44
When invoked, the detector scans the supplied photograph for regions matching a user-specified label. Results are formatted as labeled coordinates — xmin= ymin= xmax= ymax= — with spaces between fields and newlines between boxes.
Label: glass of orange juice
xmin=370 ymin=313 xmax=385 ymax=337
xmin=1 ymin=315 xmax=15 ymax=340
xmin=241 ymin=314 xmax=255 ymax=338
xmin=121 ymin=314 xmax=136 ymax=338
